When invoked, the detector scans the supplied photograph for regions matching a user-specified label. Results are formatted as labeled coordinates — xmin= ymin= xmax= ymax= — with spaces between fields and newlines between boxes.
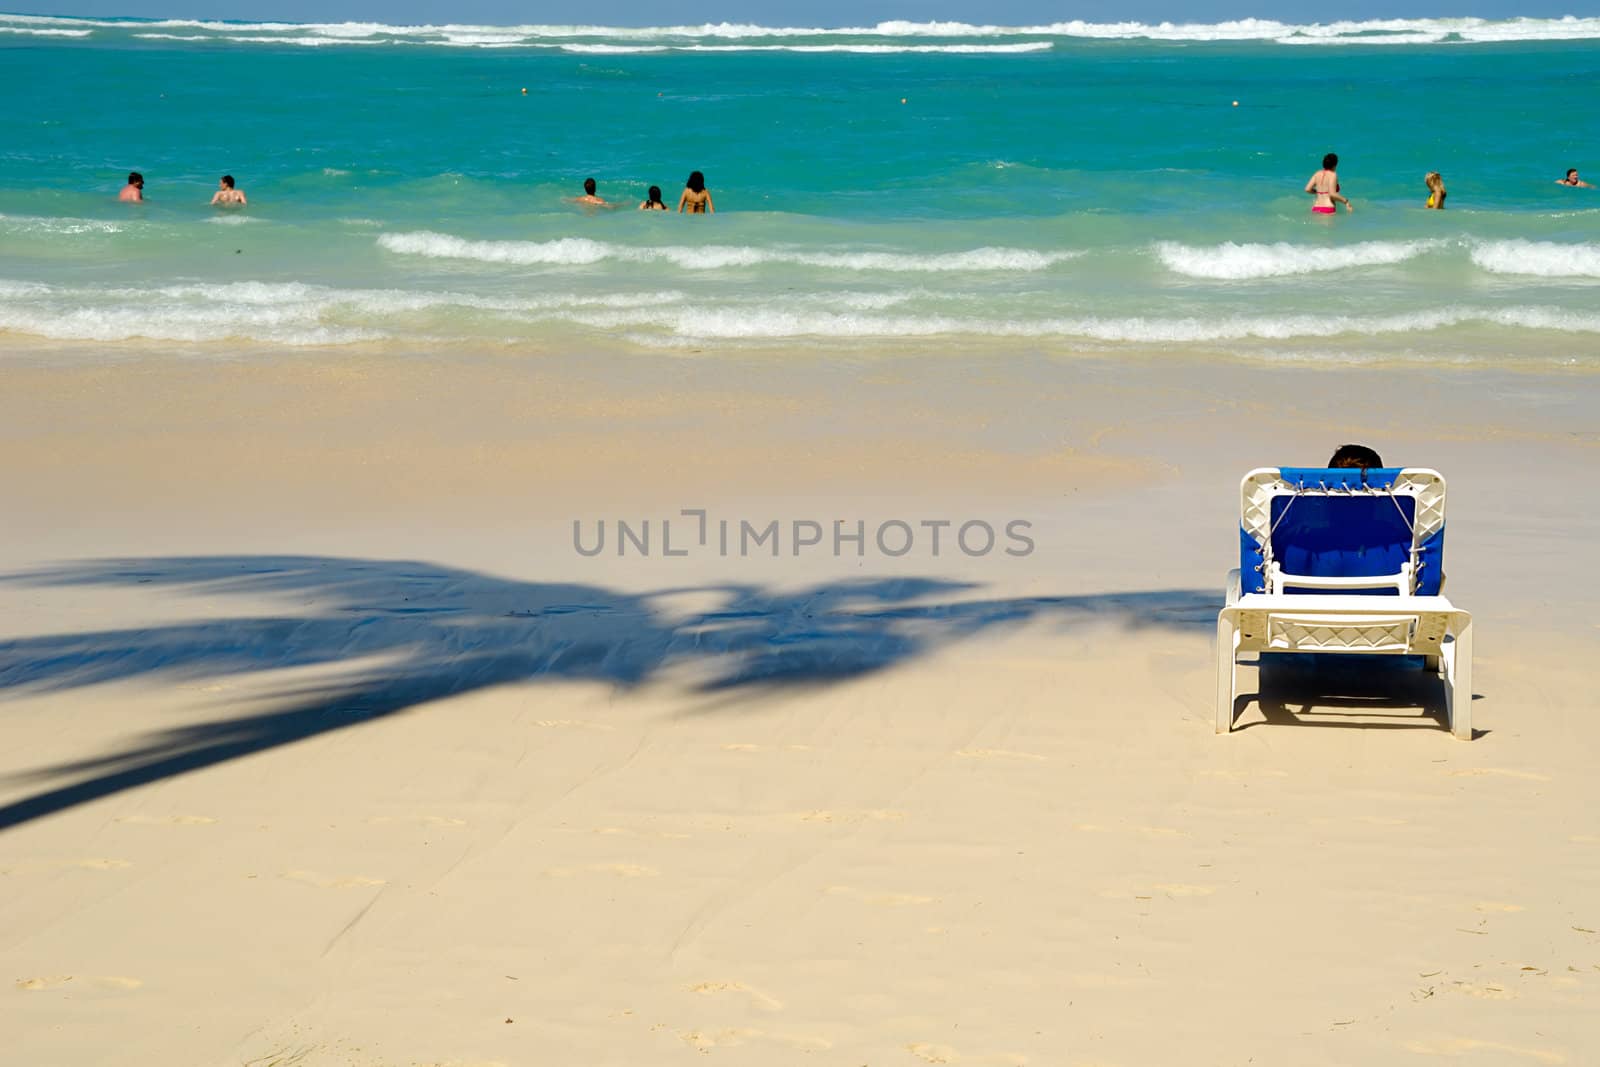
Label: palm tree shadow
xmin=0 ymin=555 xmax=1217 ymax=830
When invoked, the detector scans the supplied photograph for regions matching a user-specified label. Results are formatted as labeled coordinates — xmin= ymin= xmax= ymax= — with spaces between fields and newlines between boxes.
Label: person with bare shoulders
xmin=678 ymin=170 xmax=713 ymax=214
xmin=1424 ymin=171 xmax=1446 ymax=209
xmin=1556 ymin=168 xmax=1594 ymax=189
xmin=1305 ymin=153 xmax=1352 ymax=215
xmin=569 ymin=177 xmax=614 ymax=207
xmin=639 ymin=185 xmax=667 ymax=210
xmin=118 ymin=172 xmax=144 ymax=202
xmin=210 ymin=174 xmax=247 ymax=206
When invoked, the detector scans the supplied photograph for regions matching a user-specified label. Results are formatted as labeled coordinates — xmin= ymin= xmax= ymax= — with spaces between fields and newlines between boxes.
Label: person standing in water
xmin=678 ymin=171 xmax=713 ymax=214
xmin=1305 ymin=153 xmax=1352 ymax=215
xmin=210 ymin=174 xmax=247 ymax=206
xmin=1424 ymin=172 xmax=1446 ymax=209
xmin=118 ymin=172 xmax=144 ymax=202
xmin=639 ymin=185 xmax=667 ymax=210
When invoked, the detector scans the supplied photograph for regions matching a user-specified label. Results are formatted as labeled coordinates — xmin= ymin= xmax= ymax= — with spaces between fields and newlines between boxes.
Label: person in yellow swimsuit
xmin=1424 ymin=172 xmax=1446 ymax=209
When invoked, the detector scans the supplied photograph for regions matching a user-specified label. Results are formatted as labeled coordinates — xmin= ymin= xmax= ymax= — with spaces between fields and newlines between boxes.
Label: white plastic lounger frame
xmin=1216 ymin=467 xmax=1474 ymax=739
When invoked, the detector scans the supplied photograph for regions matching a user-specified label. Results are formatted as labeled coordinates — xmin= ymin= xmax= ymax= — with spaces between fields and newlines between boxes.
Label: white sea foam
xmin=3 ymin=273 xmax=1597 ymax=348
xmin=1469 ymin=240 xmax=1600 ymax=279
xmin=547 ymin=303 xmax=1600 ymax=342
xmin=0 ymin=25 xmax=92 ymax=36
xmin=557 ymin=304 xmax=1600 ymax=343
xmin=681 ymin=42 xmax=1056 ymax=53
xmin=0 ymin=278 xmax=699 ymax=345
xmin=1156 ymin=240 xmax=1441 ymax=280
xmin=221 ymin=34 xmax=386 ymax=46
xmin=13 ymin=14 xmax=1600 ymax=46
xmin=377 ymin=231 xmax=1078 ymax=272
xmin=0 ymin=214 xmax=125 ymax=236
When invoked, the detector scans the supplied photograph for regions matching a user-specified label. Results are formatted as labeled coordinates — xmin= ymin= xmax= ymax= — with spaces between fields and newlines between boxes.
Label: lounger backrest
xmin=1238 ymin=467 xmax=1446 ymax=596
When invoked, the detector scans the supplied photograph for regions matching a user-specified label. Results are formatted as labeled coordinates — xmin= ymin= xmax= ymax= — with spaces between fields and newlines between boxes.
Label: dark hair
xmin=583 ymin=177 xmax=596 ymax=195
xmin=221 ymin=174 xmax=235 ymax=188
xmin=128 ymin=171 xmax=143 ymax=186
xmin=1328 ymin=444 xmax=1383 ymax=469
xmin=647 ymin=185 xmax=663 ymax=205
xmin=686 ymin=170 xmax=705 ymax=193
xmin=1322 ymin=153 xmax=1339 ymax=170
xmin=1568 ymin=168 xmax=1579 ymax=178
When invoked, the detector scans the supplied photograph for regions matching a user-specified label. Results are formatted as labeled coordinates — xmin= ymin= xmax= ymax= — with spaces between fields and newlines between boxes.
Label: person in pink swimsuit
xmin=1305 ymin=153 xmax=1352 ymax=215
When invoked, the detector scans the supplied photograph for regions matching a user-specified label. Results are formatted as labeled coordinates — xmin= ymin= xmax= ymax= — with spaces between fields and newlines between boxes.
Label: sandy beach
xmin=2 ymin=342 xmax=1598 ymax=1065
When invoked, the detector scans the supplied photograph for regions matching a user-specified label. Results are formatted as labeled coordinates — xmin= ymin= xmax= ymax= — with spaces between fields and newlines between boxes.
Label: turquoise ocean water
xmin=2 ymin=13 xmax=1599 ymax=362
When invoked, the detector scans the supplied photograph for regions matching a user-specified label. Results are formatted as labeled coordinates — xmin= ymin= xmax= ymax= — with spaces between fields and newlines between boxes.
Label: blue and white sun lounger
xmin=1216 ymin=467 xmax=1474 ymax=738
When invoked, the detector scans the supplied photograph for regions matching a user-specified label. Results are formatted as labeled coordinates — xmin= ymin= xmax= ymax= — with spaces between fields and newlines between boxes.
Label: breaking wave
xmin=377 ymin=231 xmax=1080 ymax=271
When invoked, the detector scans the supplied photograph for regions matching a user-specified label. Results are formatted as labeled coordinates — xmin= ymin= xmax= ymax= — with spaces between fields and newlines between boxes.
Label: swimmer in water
xmin=678 ymin=170 xmax=713 ymax=214
xmin=570 ymin=177 xmax=612 ymax=207
xmin=1305 ymin=153 xmax=1352 ymax=215
xmin=1424 ymin=171 xmax=1446 ymax=209
xmin=118 ymin=172 xmax=144 ymax=202
xmin=639 ymin=185 xmax=667 ymax=210
xmin=210 ymin=174 xmax=247 ymax=206
xmin=1556 ymin=168 xmax=1594 ymax=188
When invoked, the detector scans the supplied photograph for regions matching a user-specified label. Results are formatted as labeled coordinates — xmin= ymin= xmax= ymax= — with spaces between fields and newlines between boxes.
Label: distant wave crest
xmin=1156 ymin=240 xmax=1441 ymax=280
xmin=4 ymin=275 xmax=1599 ymax=348
xmin=9 ymin=14 xmax=1600 ymax=48
xmin=1469 ymin=239 xmax=1600 ymax=279
xmin=377 ymin=231 xmax=1080 ymax=272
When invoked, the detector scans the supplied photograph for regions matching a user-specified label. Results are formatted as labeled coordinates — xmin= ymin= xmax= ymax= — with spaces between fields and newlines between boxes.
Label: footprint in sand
xmin=557 ymin=826 xmax=692 ymax=840
xmin=1403 ymin=1038 xmax=1563 ymax=1063
xmin=115 ymin=814 xmax=217 ymax=826
xmin=794 ymin=810 xmax=906 ymax=825
xmin=1475 ymin=902 xmax=1525 ymax=913
xmin=0 ymin=858 xmax=132 ymax=876
xmin=689 ymin=981 xmax=783 ymax=1011
xmin=1065 ymin=972 xmax=1150 ymax=989
xmin=679 ymin=1028 xmax=829 ymax=1052
xmin=955 ymin=748 xmax=1046 ymax=762
xmin=17 ymin=975 xmax=142 ymax=992
xmin=282 ymin=870 xmax=385 ymax=890
xmin=545 ymin=863 xmax=658 ymax=879
xmin=826 ymin=885 xmax=935 ymax=907
xmin=1445 ymin=980 xmax=1516 ymax=1000
xmin=907 ymin=1042 xmax=959 ymax=1064
xmin=366 ymin=815 xmax=468 ymax=828
xmin=1445 ymin=768 xmax=1551 ymax=782
xmin=1076 ymin=823 xmax=1183 ymax=838
xmin=1101 ymin=884 xmax=1217 ymax=900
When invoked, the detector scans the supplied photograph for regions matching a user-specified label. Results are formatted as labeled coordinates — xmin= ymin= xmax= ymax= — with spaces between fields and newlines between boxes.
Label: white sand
xmin=1 ymin=346 xmax=1597 ymax=1065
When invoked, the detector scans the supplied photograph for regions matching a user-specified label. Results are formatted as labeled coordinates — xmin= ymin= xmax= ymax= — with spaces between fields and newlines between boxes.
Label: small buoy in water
xmin=521 ymin=87 xmax=527 ymax=94
xmin=901 ymin=97 xmax=907 ymax=104
xmin=1232 ymin=100 xmax=1239 ymax=107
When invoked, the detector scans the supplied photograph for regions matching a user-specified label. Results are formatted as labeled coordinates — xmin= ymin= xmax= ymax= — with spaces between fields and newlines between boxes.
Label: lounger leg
xmin=1443 ymin=619 xmax=1474 ymax=740
xmin=1216 ymin=613 xmax=1239 ymax=734
xmin=1424 ymin=654 xmax=1441 ymax=673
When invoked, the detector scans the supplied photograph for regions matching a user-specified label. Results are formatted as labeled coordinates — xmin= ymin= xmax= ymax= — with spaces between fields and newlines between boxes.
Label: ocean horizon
xmin=3 ymin=12 xmax=1598 ymax=362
